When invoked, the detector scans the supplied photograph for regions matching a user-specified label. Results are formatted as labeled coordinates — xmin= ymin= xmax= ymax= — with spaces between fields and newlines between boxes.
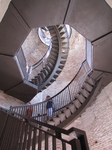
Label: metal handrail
xmin=0 ymin=108 xmax=89 ymax=150
xmin=10 ymin=60 xmax=91 ymax=122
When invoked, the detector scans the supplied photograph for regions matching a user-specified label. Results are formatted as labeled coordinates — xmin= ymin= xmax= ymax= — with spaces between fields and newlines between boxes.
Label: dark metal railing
xmin=10 ymin=60 xmax=91 ymax=122
xmin=0 ymin=108 xmax=89 ymax=150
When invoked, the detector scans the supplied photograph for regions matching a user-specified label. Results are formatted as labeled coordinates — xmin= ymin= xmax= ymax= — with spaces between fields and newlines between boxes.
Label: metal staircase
xmin=0 ymin=0 xmax=112 ymax=148
xmin=10 ymin=60 xmax=104 ymax=130
xmin=0 ymin=107 xmax=89 ymax=150
xmin=30 ymin=25 xmax=69 ymax=92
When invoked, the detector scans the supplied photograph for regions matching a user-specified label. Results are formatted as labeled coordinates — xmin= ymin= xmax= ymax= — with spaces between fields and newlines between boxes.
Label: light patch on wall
xmin=0 ymin=0 xmax=11 ymax=22
xmin=105 ymin=0 xmax=112 ymax=8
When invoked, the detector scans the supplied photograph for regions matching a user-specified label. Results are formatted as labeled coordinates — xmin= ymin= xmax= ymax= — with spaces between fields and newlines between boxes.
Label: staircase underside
xmin=0 ymin=0 xmax=112 ymax=103
xmin=30 ymin=25 xmax=69 ymax=92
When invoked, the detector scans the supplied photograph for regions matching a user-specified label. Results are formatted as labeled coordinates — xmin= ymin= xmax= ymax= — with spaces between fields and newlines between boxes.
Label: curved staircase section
xmin=31 ymin=25 xmax=69 ymax=92
xmin=10 ymin=60 xmax=104 ymax=130
xmin=41 ymin=76 xmax=100 ymax=131
xmin=46 ymin=77 xmax=98 ymax=129
xmin=11 ymin=74 xmax=102 ymax=132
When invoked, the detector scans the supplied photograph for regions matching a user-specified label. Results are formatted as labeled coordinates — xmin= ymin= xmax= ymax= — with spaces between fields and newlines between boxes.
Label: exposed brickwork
xmin=0 ymin=90 xmax=24 ymax=109
xmin=66 ymin=82 xmax=112 ymax=150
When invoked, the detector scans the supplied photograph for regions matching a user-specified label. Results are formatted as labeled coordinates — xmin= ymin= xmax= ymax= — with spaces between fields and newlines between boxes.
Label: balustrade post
xmin=68 ymin=86 xmax=72 ymax=101
xmin=70 ymin=139 xmax=81 ymax=150
xmin=0 ymin=112 xmax=9 ymax=145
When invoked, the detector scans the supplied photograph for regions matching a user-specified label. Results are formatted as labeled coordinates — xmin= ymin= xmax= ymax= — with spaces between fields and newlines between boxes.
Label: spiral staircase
xmin=0 ymin=0 xmax=112 ymax=149
xmin=30 ymin=25 xmax=69 ymax=92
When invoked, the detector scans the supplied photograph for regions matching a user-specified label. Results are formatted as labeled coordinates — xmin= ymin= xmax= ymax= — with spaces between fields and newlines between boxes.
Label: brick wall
xmin=66 ymin=82 xmax=112 ymax=150
xmin=0 ymin=90 xmax=24 ymax=109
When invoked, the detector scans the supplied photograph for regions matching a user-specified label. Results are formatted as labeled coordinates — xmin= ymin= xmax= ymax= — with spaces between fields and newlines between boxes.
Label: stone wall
xmin=66 ymin=82 xmax=112 ymax=150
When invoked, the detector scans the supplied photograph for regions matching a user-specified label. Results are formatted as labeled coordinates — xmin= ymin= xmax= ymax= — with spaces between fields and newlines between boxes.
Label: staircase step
xmin=50 ymin=51 xmax=58 ymax=57
xmin=53 ymin=74 xmax=58 ymax=79
xmin=47 ymin=120 xmax=55 ymax=126
xmin=53 ymin=117 xmax=61 ymax=126
xmin=61 ymin=37 xmax=68 ymax=42
xmin=56 ymin=70 xmax=62 ymax=74
xmin=40 ymin=72 xmax=46 ymax=81
xmin=58 ymin=113 xmax=66 ymax=122
xmin=47 ymin=58 xmax=55 ymax=64
xmin=77 ymin=94 xmax=86 ymax=103
xmin=58 ymin=65 xmax=64 ymax=70
xmin=83 ymin=82 xmax=93 ymax=92
xmin=41 ymin=69 xmax=49 ymax=76
xmin=86 ymin=77 xmax=95 ymax=86
xmin=49 ymin=55 xmax=57 ymax=61
xmin=52 ymin=35 xmax=58 ymax=41
xmin=57 ymin=26 xmax=63 ymax=31
xmin=47 ymin=62 xmax=54 ymax=69
xmin=62 ymin=108 xmax=71 ymax=118
xmin=73 ymin=99 xmax=81 ymax=109
xmin=60 ymin=32 xmax=67 ymax=37
xmin=45 ymin=65 xmax=52 ymax=72
xmin=68 ymin=104 xmax=76 ymax=114
xmin=61 ymin=54 xmax=68 ymax=59
xmin=52 ymin=39 xmax=59 ymax=45
xmin=81 ymin=89 xmax=90 ymax=98
xmin=51 ymin=47 xmax=58 ymax=53
xmin=50 ymin=78 xmax=56 ymax=83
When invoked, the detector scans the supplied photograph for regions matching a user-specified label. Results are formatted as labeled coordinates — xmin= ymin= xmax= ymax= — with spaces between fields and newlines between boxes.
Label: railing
xmin=10 ymin=60 xmax=91 ymax=122
xmin=86 ymin=40 xmax=93 ymax=70
xmin=0 ymin=108 xmax=89 ymax=150
xmin=15 ymin=47 xmax=28 ymax=79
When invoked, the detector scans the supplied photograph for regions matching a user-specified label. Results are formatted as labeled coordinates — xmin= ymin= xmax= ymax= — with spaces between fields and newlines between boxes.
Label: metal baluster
xmin=37 ymin=104 xmax=39 ymax=121
xmin=62 ymin=142 xmax=66 ymax=150
xmin=11 ymin=119 xmax=21 ymax=150
xmin=4 ymin=116 xmax=14 ymax=150
xmin=53 ymin=136 xmax=56 ymax=150
xmin=42 ymin=103 xmax=44 ymax=122
xmin=17 ymin=121 xmax=25 ymax=150
xmin=22 ymin=123 xmax=28 ymax=150
xmin=32 ymin=128 xmax=37 ymax=150
xmin=27 ymin=125 xmax=32 ymax=150
xmin=68 ymin=86 xmax=72 ymax=102
xmin=45 ymin=133 xmax=48 ymax=150
xmin=0 ymin=114 xmax=9 ymax=149
xmin=70 ymin=139 xmax=81 ymax=150
xmin=38 ymin=130 xmax=42 ymax=150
